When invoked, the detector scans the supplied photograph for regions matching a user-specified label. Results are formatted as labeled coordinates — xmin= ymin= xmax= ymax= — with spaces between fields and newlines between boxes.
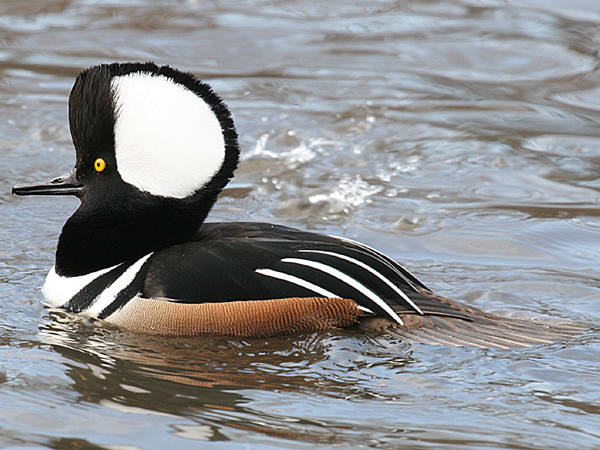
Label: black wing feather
xmin=143 ymin=222 xmax=457 ymax=323
xmin=140 ymin=222 xmax=583 ymax=348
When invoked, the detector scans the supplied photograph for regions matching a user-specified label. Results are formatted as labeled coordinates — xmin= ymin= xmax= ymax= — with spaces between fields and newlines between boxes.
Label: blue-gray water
xmin=1 ymin=1 xmax=600 ymax=449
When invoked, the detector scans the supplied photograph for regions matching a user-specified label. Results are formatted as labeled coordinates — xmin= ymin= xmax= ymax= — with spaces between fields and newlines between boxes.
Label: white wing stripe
xmin=300 ymin=249 xmax=424 ymax=315
xmin=256 ymin=268 xmax=375 ymax=315
xmin=280 ymin=258 xmax=404 ymax=325
xmin=331 ymin=234 xmax=423 ymax=291
xmin=255 ymin=268 xmax=338 ymax=298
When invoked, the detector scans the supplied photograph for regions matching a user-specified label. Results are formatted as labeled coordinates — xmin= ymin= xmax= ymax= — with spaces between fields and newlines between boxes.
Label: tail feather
xmin=382 ymin=315 xmax=581 ymax=349
xmin=358 ymin=292 xmax=584 ymax=349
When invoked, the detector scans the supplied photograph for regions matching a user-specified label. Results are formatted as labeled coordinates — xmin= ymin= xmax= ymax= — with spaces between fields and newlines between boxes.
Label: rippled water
xmin=2 ymin=1 xmax=600 ymax=448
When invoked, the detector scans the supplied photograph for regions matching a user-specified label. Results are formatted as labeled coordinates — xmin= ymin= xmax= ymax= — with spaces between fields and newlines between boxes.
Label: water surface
xmin=1 ymin=1 xmax=600 ymax=449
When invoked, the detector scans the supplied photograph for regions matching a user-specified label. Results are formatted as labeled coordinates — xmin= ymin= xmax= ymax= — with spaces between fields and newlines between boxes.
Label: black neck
xmin=55 ymin=189 xmax=215 ymax=277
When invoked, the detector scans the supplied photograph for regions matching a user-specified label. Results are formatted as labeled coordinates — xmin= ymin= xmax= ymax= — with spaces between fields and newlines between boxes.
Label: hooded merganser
xmin=13 ymin=62 xmax=579 ymax=348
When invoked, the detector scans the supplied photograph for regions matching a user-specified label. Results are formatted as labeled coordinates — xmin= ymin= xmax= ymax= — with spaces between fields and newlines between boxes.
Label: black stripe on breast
xmin=98 ymin=258 xmax=153 ymax=320
xmin=65 ymin=260 xmax=137 ymax=313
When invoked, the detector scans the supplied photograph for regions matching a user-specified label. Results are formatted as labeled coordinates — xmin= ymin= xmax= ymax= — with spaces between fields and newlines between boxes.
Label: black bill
xmin=12 ymin=169 xmax=83 ymax=197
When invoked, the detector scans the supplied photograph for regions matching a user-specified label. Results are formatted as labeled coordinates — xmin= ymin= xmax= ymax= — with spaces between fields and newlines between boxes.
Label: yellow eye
xmin=94 ymin=158 xmax=106 ymax=172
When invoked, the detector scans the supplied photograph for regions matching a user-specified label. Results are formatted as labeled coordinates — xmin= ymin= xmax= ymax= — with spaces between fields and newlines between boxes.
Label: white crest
xmin=111 ymin=72 xmax=226 ymax=198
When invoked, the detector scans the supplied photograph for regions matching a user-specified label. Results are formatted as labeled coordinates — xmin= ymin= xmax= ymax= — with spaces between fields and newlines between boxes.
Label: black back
xmin=142 ymin=222 xmax=470 ymax=321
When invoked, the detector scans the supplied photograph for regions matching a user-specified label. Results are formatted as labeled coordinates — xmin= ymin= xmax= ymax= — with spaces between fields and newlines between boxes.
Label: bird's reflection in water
xmin=38 ymin=310 xmax=414 ymax=444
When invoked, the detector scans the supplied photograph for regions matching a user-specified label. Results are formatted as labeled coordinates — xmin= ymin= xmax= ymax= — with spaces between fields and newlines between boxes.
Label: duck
xmin=12 ymin=62 xmax=579 ymax=348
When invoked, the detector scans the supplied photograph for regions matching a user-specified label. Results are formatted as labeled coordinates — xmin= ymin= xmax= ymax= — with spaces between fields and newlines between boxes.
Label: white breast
xmin=42 ymin=253 xmax=153 ymax=318
xmin=43 ymin=264 xmax=115 ymax=309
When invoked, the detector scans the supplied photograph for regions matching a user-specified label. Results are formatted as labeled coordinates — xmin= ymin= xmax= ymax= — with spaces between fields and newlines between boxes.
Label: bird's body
xmin=13 ymin=62 xmax=579 ymax=348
